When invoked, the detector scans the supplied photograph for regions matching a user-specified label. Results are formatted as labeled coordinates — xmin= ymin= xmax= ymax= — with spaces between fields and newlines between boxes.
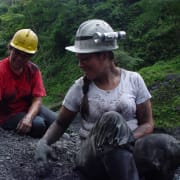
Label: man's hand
xmin=34 ymin=139 xmax=54 ymax=164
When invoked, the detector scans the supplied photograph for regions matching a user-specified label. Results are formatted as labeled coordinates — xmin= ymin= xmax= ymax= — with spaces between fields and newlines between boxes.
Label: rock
xmin=0 ymin=124 xmax=179 ymax=180
xmin=134 ymin=133 xmax=180 ymax=180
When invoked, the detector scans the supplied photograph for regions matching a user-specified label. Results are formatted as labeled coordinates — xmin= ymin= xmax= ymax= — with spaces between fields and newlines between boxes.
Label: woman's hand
xmin=16 ymin=115 xmax=32 ymax=134
xmin=16 ymin=96 xmax=42 ymax=134
xmin=34 ymin=139 xmax=54 ymax=163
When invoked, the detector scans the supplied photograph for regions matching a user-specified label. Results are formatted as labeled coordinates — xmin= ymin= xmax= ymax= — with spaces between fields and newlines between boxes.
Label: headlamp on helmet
xmin=65 ymin=19 xmax=127 ymax=54
xmin=93 ymin=31 xmax=126 ymax=44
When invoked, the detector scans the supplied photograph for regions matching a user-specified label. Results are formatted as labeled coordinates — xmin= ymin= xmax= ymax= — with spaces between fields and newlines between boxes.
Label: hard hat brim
xmin=10 ymin=42 xmax=37 ymax=54
xmin=65 ymin=45 xmax=118 ymax=54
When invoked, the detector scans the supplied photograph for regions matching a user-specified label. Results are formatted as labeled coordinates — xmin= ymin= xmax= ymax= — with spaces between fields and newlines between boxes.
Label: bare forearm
xmin=135 ymin=100 xmax=154 ymax=139
xmin=43 ymin=121 xmax=65 ymax=145
xmin=41 ymin=106 xmax=76 ymax=145
xmin=26 ymin=97 xmax=42 ymax=121
xmin=133 ymin=123 xmax=154 ymax=139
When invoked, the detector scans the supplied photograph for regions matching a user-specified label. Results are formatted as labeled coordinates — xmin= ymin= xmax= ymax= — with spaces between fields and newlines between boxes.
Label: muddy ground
xmin=0 ymin=119 xmax=179 ymax=180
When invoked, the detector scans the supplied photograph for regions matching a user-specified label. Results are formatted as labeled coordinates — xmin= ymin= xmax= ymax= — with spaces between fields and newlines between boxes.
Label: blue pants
xmin=1 ymin=106 xmax=57 ymax=138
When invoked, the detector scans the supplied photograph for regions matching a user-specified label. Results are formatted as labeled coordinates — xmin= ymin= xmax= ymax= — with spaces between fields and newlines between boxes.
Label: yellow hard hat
xmin=10 ymin=29 xmax=38 ymax=54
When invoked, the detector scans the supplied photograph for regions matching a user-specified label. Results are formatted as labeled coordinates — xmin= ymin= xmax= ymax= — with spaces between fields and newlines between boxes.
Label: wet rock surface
xmin=0 ymin=120 xmax=179 ymax=180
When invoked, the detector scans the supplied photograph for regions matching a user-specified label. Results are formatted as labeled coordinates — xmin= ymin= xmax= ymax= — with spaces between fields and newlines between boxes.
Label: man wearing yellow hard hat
xmin=0 ymin=29 xmax=56 ymax=138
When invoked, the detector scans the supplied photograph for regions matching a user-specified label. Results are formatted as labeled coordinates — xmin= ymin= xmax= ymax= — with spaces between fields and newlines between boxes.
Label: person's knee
xmin=102 ymin=111 xmax=124 ymax=120
xmin=90 ymin=111 xmax=134 ymax=147
xmin=93 ymin=111 xmax=126 ymax=131
xmin=98 ymin=111 xmax=127 ymax=130
xmin=30 ymin=117 xmax=46 ymax=138
xmin=38 ymin=105 xmax=56 ymax=126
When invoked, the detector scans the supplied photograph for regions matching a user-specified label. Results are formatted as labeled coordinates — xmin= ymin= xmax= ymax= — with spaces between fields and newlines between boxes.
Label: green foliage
xmin=139 ymin=55 xmax=180 ymax=86
xmin=90 ymin=0 xmax=127 ymax=29
xmin=0 ymin=0 xmax=179 ymax=129
xmin=152 ymin=80 xmax=180 ymax=128
xmin=139 ymin=56 xmax=180 ymax=128
xmin=42 ymin=53 xmax=82 ymax=105
xmin=114 ymin=50 xmax=144 ymax=70
xmin=127 ymin=0 xmax=180 ymax=66
xmin=0 ymin=12 xmax=25 ymax=58
xmin=51 ymin=1 xmax=89 ymax=55
xmin=0 ymin=4 xmax=8 ymax=15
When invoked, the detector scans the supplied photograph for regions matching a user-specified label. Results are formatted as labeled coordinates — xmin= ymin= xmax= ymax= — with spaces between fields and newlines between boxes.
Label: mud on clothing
xmin=0 ymin=57 xmax=46 ymax=125
xmin=62 ymin=68 xmax=151 ymax=139
xmin=75 ymin=111 xmax=139 ymax=180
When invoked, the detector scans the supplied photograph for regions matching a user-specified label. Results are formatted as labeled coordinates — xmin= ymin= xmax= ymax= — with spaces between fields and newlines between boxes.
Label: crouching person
xmin=35 ymin=19 xmax=154 ymax=179
xmin=0 ymin=29 xmax=56 ymax=138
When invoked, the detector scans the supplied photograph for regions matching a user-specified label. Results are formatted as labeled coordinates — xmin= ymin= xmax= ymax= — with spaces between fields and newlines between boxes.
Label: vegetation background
xmin=0 ymin=0 xmax=179 ymax=129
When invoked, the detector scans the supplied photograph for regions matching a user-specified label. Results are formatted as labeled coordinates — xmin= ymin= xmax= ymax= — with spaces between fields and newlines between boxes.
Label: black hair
xmin=80 ymin=76 xmax=91 ymax=120
xmin=94 ymin=51 xmax=114 ymax=60
xmin=80 ymin=51 xmax=115 ymax=120
xmin=8 ymin=43 xmax=34 ymax=57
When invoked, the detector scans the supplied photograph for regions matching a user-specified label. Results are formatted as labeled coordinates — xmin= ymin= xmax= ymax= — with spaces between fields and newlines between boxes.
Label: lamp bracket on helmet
xmin=93 ymin=31 xmax=126 ymax=44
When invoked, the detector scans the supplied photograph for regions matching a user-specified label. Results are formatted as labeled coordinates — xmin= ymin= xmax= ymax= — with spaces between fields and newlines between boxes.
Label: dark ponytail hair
xmin=80 ymin=76 xmax=91 ymax=120
xmin=80 ymin=51 xmax=114 ymax=120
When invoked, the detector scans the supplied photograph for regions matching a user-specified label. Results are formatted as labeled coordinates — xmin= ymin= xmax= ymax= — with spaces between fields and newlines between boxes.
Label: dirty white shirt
xmin=62 ymin=69 xmax=151 ymax=139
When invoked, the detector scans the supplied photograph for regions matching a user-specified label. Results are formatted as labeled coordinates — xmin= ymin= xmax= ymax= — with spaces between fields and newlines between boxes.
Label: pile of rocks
xmin=0 ymin=122 xmax=179 ymax=180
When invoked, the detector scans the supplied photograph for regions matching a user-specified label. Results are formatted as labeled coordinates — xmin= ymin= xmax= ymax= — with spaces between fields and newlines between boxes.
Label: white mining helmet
xmin=65 ymin=19 xmax=126 ymax=53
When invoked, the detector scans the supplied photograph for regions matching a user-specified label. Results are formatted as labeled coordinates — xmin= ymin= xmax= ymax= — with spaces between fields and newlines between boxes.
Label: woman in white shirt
xmin=35 ymin=19 xmax=154 ymax=180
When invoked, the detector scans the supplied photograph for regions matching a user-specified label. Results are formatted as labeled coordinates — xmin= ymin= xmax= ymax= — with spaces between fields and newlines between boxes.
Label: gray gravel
xmin=0 ymin=121 xmax=179 ymax=180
